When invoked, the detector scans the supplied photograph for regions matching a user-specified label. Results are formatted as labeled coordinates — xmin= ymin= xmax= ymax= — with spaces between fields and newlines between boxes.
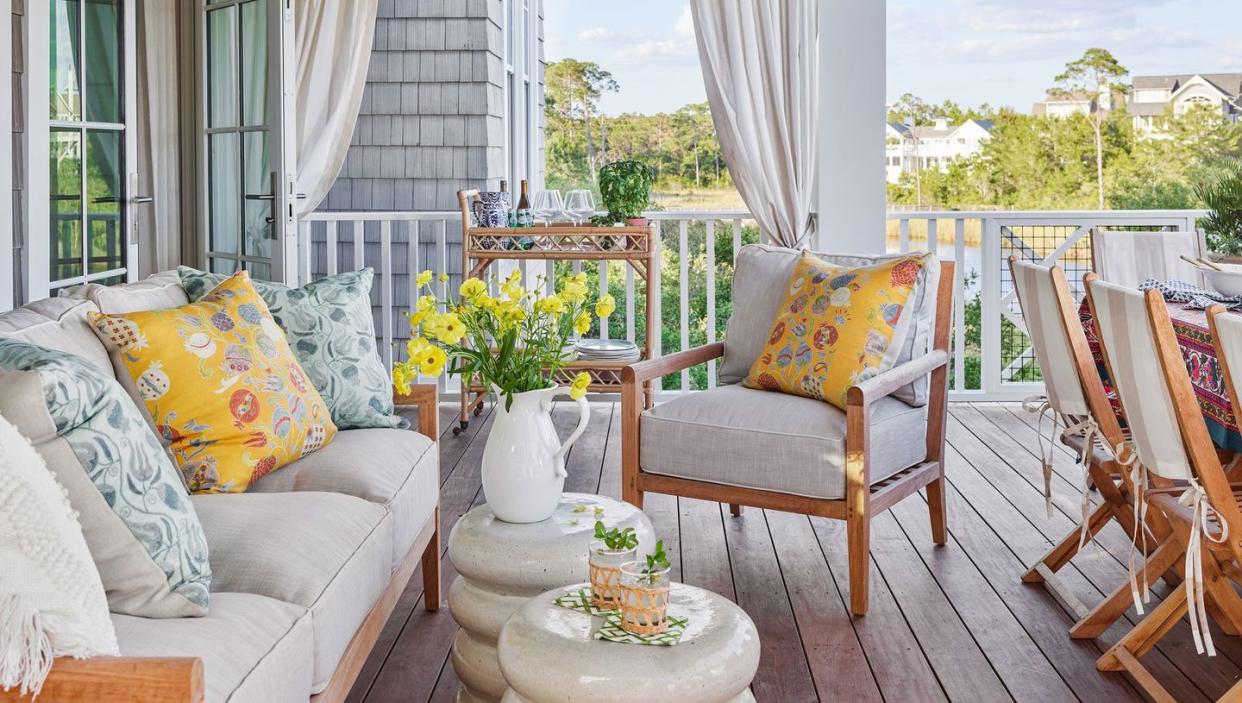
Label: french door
xmin=46 ymin=0 xmax=139 ymax=293
xmin=198 ymin=0 xmax=296 ymax=283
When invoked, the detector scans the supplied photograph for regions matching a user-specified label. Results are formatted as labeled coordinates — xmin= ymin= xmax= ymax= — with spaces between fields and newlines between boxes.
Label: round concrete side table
xmin=448 ymin=494 xmax=655 ymax=703
xmin=497 ymin=582 xmax=759 ymax=703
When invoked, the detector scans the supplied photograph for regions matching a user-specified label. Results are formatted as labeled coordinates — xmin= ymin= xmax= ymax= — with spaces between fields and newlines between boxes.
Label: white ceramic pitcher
xmin=481 ymin=384 xmax=590 ymax=523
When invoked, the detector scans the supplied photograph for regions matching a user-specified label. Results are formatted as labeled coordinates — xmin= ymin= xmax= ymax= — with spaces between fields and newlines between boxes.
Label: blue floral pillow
xmin=0 ymin=338 xmax=211 ymax=617
xmin=178 ymin=267 xmax=403 ymax=430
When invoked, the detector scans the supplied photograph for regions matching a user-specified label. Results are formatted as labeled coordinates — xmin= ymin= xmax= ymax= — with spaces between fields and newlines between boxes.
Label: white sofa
xmin=0 ymin=274 xmax=441 ymax=703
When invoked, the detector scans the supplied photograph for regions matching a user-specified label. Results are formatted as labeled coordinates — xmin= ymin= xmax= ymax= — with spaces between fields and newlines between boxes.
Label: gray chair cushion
xmin=113 ymin=592 xmax=313 ymax=703
xmin=250 ymin=427 xmax=438 ymax=572
xmin=191 ymin=492 xmax=393 ymax=693
xmin=0 ymin=296 xmax=113 ymax=375
xmin=640 ymin=384 xmax=928 ymax=500
xmin=719 ymin=244 xmax=940 ymax=405
xmin=68 ymin=270 xmax=189 ymax=314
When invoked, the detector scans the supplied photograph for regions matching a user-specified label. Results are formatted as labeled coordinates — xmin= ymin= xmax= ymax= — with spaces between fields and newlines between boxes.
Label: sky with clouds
xmin=544 ymin=0 xmax=1242 ymax=116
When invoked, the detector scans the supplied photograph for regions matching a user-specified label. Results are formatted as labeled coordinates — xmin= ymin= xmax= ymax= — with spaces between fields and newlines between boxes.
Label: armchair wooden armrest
xmin=846 ymin=350 xmax=949 ymax=407
xmin=394 ymin=383 xmax=439 ymax=439
xmin=0 ymin=657 xmax=203 ymax=703
xmin=621 ymin=343 xmax=725 ymax=385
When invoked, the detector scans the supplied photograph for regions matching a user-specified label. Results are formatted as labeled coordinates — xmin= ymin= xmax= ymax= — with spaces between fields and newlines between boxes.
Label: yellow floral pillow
xmin=88 ymin=271 xmax=337 ymax=493
xmin=744 ymin=253 xmax=928 ymax=409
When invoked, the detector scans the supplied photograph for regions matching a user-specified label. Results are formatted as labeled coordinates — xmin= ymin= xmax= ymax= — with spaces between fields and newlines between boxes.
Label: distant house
xmin=1031 ymin=89 xmax=1114 ymax=118
xmin=885 ymin=118 xmax=992 ymax=184
xmin=1128 ymin=73 xmax=1242 ymax=134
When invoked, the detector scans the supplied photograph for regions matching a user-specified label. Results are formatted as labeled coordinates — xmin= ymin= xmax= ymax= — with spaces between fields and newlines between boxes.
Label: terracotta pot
xmin=625 ymin=217 xmax=649 ymax=226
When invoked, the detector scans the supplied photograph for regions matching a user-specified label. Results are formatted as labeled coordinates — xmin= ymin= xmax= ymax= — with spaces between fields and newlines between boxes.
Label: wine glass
xmin=532 ymin=190 xmax=564 ymax=226
xmin=564 ymin=190 xmax=596 ymax=226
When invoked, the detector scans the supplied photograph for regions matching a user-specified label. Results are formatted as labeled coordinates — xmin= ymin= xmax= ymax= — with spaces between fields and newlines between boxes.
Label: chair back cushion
xmin=720 ymin=244 xmax=940 ymax=405
xmin=1009 ymin=260 xmax=1090 ymax=416
xmin=743 ymin=252 xmax=929 ymax=409
xmin=1091 ymin=229 xmax=1204 ymax=288
xmin=0 ymin=297 xmax=113 ymax=375
xmin=67 ymin=270 xmax=190 ymax=314
xmin=88 ymin=271 xmax=338 ymax=493
xmin=0 ymin=340 xmax=212 ymax=617
xmin=1087 ymin=278 xmax=1193 ymax=481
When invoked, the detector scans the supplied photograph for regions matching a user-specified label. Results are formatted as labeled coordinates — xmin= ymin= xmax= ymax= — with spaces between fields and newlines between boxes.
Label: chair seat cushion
xmin=191 ymin=492 xmax=393 ymax=693
xmin=112 ymin=592 xmax=313 ymax=703
xmin=250 ymin=427 xmax=438 ymax=572
xmin=639 ymin=385 xmax=928 ymax=500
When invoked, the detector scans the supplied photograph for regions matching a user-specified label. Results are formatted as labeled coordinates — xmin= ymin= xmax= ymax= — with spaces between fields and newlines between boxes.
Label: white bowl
xmin=1208 ymin=264 xmax=1242 ymax=297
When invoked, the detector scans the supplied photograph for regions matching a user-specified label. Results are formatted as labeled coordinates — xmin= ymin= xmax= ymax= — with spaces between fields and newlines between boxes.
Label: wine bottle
xmin=517 ymin=180 xmax=532 ymax=227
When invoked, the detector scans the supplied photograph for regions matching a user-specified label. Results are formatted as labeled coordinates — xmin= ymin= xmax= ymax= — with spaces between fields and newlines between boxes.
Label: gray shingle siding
xmin=324 ymin=0 xmax=536 ymax=215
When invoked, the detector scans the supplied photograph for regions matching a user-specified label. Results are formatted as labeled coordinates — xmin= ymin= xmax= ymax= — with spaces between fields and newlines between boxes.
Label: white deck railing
xmin=302 ymin=208 xmax=1206 ymax=401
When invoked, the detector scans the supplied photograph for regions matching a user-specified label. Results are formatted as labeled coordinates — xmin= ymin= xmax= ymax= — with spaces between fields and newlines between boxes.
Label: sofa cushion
xmin=250 ymin=427 xmax=437 ymax=572
xmin=69 ymin=270 xmax=190 ymax=314
xmin=720 ymin=244 xmax=940 ymax=406
xmin=639 ymin=384 xmax=928 ymax=500
xmin=179 ymin=267 xmax=404 ymax=431
xmin=112 ymin=592 xmax=313 ymax=703
xmin=191 ymin=492 xmax=393 ymax=693
xmin=0 ymin=342 xmax=212 ymax=618
xmin=89 ymin=271 xmax=338 ymax=493
xmin=0 ymin=297 xmax=112 ymax=375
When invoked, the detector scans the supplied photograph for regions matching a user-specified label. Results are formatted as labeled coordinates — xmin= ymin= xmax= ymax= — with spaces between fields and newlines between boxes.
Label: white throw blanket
xmin=0 ymin=414 xmax=118 ymax=696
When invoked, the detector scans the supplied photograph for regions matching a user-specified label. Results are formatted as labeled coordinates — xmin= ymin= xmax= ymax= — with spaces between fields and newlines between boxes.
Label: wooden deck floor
xmin=347 ymin=401 xmax=1242 ymax=702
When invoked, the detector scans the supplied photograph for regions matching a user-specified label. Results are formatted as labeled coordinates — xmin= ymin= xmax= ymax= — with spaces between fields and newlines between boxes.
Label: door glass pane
xmin=207 ymin=6 xmax=238 ymax=128
xmin=50 ymin=129 xmax=83 ymax=281
xmin=247 ymin=262 xmax=271 ymax=281
xmin=209 ymin=132 xmax=240 ymax=255
xmin=240 ymin=0 xmax=267 ymax=126
xmin=83 ymin=0 xmax=121 ymax=123
xmin=86 ymin=130 xmax=122 ymax=273
xmin=210 ymin=257 xmax=238 ymax=275
xmin=243 ymin=130 xmax=271 ymax=259
xmin=50 ymin=0 xmax=82 ymax=121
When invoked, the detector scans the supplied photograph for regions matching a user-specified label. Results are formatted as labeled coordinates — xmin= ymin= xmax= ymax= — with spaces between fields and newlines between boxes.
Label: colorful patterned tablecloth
xmin=1079 ymin=299 xmax=1242 ymax=453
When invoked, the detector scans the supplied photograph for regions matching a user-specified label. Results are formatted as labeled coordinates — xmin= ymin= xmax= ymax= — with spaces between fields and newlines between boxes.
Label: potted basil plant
xmin=589 ymin=521 xmax=640 ymax=610
xmin=598 ymin=160 xmax=654 ymax=227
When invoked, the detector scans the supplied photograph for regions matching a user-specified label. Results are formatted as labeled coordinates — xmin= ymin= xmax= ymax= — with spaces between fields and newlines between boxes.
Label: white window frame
xmin=21 ymin=0 xmax=138 ymax=301
xmin=1 ymin=0 xmax=13 ymax=311
xmin=502 ymin=0 xmax=540 ymax=192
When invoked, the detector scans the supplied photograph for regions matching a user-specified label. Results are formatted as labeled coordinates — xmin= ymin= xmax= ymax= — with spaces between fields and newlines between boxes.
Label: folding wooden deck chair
xmin=1086 ymin=276 xmax=1242 ymax=702
xmin=1008 ymin=258 xmax=1179 ymax=639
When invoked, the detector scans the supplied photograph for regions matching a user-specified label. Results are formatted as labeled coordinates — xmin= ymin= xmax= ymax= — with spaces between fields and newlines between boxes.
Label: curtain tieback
xmin=1178 ymin=480 xmax=1229 ymax=656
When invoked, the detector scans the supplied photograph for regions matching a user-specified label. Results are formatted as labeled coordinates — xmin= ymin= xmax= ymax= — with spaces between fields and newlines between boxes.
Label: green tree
xmin=545 ymin=59 xmax=619 ymax=183
xmin=1050 ymin=48 xmax=1129 ymax=209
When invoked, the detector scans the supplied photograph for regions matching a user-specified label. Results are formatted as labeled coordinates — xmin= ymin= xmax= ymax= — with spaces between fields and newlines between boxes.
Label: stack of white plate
xmin=574 ymin=338 xmax=641 ymax=363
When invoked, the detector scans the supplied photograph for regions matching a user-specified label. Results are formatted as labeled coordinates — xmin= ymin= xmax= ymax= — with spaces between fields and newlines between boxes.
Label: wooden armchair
xmin=621 ymin=246 xmax=953 ymax=616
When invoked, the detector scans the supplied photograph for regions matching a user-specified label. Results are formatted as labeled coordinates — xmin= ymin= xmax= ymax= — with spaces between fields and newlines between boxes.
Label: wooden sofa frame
xmin=621 ymin=260 xmax=955 ymax=616
xmin=1 ymin=384 xmax=443 ymax=703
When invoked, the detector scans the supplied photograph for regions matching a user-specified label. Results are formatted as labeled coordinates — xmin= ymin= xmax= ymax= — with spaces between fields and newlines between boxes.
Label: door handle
xmin=132 ymin=195 xmax=154 ymax=205
xmin=245 ymin=193 xmax=276 ymax=201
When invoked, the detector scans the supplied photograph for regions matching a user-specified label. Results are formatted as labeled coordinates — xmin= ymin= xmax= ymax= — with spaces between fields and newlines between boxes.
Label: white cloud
xmin=675 ymin=5 xmax=694 ymax=40
xmin=577 ymin=27 xmax=613 ymax=42
xmin=614 ymin=39 xmax=695 ymax=65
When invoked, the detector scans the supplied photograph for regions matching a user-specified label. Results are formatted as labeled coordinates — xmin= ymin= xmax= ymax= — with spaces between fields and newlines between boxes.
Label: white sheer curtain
xmin=690 ymin=0 xmax=818 ymax=248
xmin=136 ymin=0 xmax=180 ymax=274
xmin=294 ymin=0 xmax=378 ymax=214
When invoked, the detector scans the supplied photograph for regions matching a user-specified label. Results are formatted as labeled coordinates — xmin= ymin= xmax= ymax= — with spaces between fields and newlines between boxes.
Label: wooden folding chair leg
xmin=1023 ymin=502 xmax=1113 ymax=583
xmin=1098 ymin=582 xmax=1188 ymax=671
xmin=1070 ymin=537 xmax=1184 ymax=639
xmin=1109 ymin=649 xmax=1179 ymax=703
xmin=1200 ymin=551 xmax=1242 ymax=636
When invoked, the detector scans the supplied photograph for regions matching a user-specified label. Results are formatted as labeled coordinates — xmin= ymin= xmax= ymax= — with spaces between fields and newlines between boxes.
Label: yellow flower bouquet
xmin=393 ymin=268 xmax=613 ymax=409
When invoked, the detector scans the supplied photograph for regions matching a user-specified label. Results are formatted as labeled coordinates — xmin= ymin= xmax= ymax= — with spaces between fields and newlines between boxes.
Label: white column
xmin=24 ymin=3 xmax=50 ymax=301
xmin=817 ymin=0 xmax=886 ymax=254
xmin=0 ymin=0 xmax=12 ymax=310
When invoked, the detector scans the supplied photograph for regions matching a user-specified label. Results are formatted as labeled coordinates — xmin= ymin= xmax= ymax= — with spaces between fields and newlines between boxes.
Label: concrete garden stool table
xmin=497 ymin=582 xmax=759 ymax=702
xmin=448 ymin=494 xmax=655 ymax=703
